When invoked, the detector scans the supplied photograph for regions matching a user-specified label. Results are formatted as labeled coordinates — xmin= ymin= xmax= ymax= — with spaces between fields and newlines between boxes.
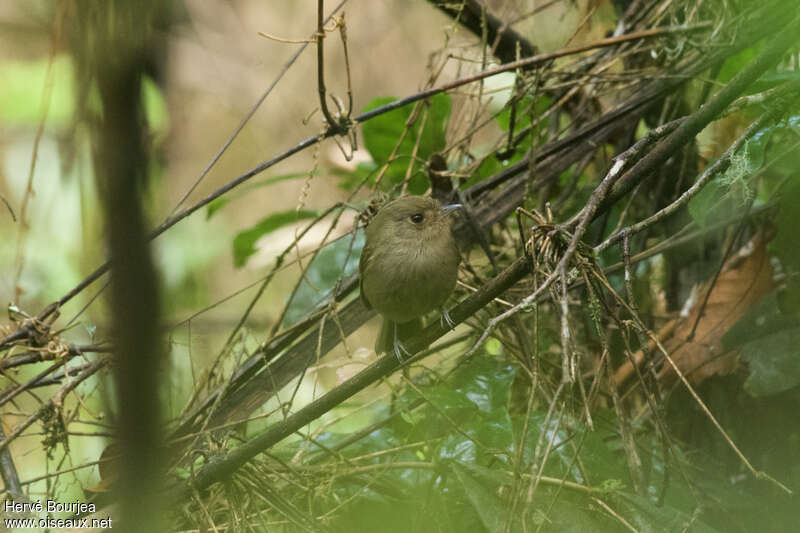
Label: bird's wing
xmin=358 ymin=240 xmax=373 ymax=310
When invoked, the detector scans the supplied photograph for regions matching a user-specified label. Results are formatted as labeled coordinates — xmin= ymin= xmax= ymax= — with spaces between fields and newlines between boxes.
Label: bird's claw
xmin=393 ymin=325 xmax=412 ymax=364
xmin=440 ymin=308 xmax=456 ymax=331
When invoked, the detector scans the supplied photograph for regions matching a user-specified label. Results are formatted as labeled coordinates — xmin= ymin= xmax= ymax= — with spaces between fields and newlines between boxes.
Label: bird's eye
xmin=410 ymin=213 xmax=424 ymax=224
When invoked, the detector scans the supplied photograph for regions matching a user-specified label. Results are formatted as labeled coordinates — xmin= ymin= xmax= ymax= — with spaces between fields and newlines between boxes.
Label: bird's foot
xmin=393 ymin=334 xmax=412 ymax=364
xmin=440 ymin=307 xmax=456 ymax=331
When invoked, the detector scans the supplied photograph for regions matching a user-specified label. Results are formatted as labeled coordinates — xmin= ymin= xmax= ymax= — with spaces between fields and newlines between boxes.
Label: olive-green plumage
xmin=359 ymin=196 xmax=460 ymax=356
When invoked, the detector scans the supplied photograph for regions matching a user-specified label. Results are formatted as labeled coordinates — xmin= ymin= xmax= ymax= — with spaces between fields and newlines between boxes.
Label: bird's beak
xmin=441 ymin=203 xmax=462 ymax=213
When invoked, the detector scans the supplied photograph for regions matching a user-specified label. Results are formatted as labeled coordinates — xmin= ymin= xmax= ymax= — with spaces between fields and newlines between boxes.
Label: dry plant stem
xmin=595 ymin=261 xmax=793 ymax=494
xmin=270 ymin=210 xmax=357 ymax=339
xmin=0 ymin=359 xmax=65 ymax=408
xmin=0 ymin=343 xmax=110 ymax=370
xmin=5 ymin=361 xmax=98 ymax=391
xmin=0 ymin=195 xmax=15 ymax=221
xmin=0 ymin=358 xmax=109 ymax=455
xmin=558 ymin=264 xmax=572 ymax=383
xmin=403 ymin=378 xmax=487 ymax=451
xmin=506 ymin=370 xmax=539 ymax=533
xmin=338 ymin=14 xmax=353 ymax=116
xmin=645 ymin=329 xmax=792 ymax=494
xmin=605 ymin=337 xmax=646 ymax=495
xmin=530 ymin=409 xmax=568 ymax=518
xmin=428 ymin=0 xmax=537 ymax=64
xmin=595 ymin=270 xmax=669 ymax=496
xmin=592 ymin=497 xmax=640 ymax=533
xmin=171 ymin=0 xmax=347 ymax=215
xmin=13 ymin=1 xmax=66 ymax=296
xmin=402 ymin=106 xmax=430 ymax=193
xmin=0 ymin=424 xmax=22 ymax=498
xmin=167 ymin=256 xmax=530 ymax=502
xmin=316 ymin=0 xmax=342 ymax=132
xmin=322 ymin=460 xmax=596 ymax=494
xmin=0 ymin=450 xmax=117 ymax=498
xmin=465 ymin=145 xmax=624 ymax=361
xmin=593 ymin=18 xmax=800 ymax=217
xmin=220 ymin=204 xmax=345 ymax=357
xmin=174 ymin=291 xmax=374 ymax=439
xmin=597 ymin=83 xmax=800 ymax=252
xmin=0 ymin=23 xmax=717 ymax=348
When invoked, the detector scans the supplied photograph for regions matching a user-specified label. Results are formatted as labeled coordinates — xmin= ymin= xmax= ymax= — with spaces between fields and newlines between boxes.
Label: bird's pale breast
xmin=362 ymin=236 xmax=458 ymax=323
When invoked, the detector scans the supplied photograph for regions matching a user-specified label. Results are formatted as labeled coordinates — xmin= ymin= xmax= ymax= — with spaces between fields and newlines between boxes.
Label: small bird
xmin=359 ymin=196 xmax=461 ymax=361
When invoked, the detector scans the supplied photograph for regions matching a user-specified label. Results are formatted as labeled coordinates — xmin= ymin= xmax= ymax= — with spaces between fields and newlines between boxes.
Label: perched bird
xmin=359 ymin=196 xmax=461 ymax=361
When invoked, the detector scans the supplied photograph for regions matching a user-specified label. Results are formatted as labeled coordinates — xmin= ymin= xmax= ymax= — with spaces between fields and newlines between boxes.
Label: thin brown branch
xmin=0 ymin=358 xmax=109 ymax=455
xmin=593 ymin=16 xmax=800 ymax=217
xmin=0 ymin=22 xmax=713 ymax=352
xmin=597 ymin=83 xmax=800 ymax=252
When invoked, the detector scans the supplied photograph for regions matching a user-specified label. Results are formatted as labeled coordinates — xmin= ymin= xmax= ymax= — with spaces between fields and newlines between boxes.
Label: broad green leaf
xmin=283 ymin=230 xmax=365 ymax=326
xmin=361 ymin=93 xmax=451 ymax=193
xmin=205 ymin=197 xmax=230 ymax=219
xmin=690 ymin=118 xmax=785 ymax=227
xmin=449 ymin=461 xmax=506 ymax=532
xmin=495 ymin=94 xmax=551 ymax=131
xmin=722 ymin=292 xmax=798 ymax=350
xmin=142 ymin=76 xmax=169 ymax=137
xmin=717 ymin=42 xmax=764 ymax=85
xmin=435 ymin=360 xmax=516 ymax=463
xmin=232 ymin=209 xmax=319 ymax=267
xmin=688 ymin=180 xmax=727 ymax=227
xmin=470 ymin=155 xmax=506 ymax=184
xmin=740 ymin=327 xmax=800 ymax=396
xmin=493 ymin=94 xmax=552 ymax=161
xmin=451 ymin=356 xmax=516 ymax=413
xmin=333 ymin=161 xmax=378 ymax=190
xmin=614 ymin=492 xmax=721 ymax=533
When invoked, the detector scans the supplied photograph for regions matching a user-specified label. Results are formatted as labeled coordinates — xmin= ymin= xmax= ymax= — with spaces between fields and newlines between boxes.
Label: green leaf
xmin=496 ymin=95 xmax=551 ymax=131
xmin=361 ymin=93 xmax=451 ymax=193
xmin=283 ymin=230 xmax=365 ymax=326
xmin=449 ymin=461 xmax=507 ymax=532
xmin=614 ymin=492 xmax=721 ymax=533
xmin=142 ymin=76 xmax=169 ymax=138
xmin=470 ymin=155 xmax=505 ymax=183
xmin=435 ymin=359 xmax=516 ymax=463
xmin=688 ymin=180 xmax=726 ymax=227
xmin=232 ymin=209 xmax=319 ymax=268
xmin=740 ymin=327 xmax=800 ymax=397
xmin=690 ymin=118 xmax=788 ymax=227
xmin=716 ymin=42 xmax=764 ymax=85
xmin=722 ymin=292 xmax=798 ymax=350
xmin=452 ymin=356 xmax=517 ymax=413
xmin=206 ymin=172 xmax=311 ymax=219
xmin=333 ymin=161 xmax=378 ymax=190
xmin=493 ymin=94 xmax=551 ymax=159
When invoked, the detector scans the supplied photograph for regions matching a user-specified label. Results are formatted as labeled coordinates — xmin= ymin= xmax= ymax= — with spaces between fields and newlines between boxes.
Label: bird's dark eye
xmin=410 ymin=213 xmax=424 ymax=224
